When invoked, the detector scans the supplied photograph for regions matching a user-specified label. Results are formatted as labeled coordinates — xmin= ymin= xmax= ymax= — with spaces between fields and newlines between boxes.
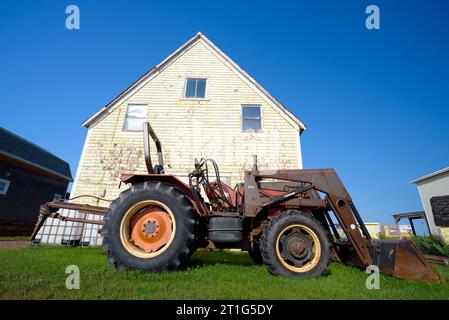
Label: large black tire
xmin=260 ymin=210 xmax=331 ymax=278
xmin=101 ymin=181 xmax=197 ymax=272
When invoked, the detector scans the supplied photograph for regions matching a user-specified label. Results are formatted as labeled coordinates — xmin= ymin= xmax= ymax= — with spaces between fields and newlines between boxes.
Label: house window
xmin=184 ymin=78 xmax=206 ymax=99
xmin=242 ymin=105 xmax=262 ymax=132
xmin=0 ymin=178 xmax=10 ymax=195
xmin=123 ymin=104 xmax=148 ymax=131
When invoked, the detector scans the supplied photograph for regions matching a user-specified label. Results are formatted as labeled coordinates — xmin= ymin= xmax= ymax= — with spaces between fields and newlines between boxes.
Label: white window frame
xmin=241 ymin=104 xmax=263 ymax=133
xmin=0 ymin=178 xmax=10 ymax=195
xmin=122 ymin=104 xmax=149 ymax=132
xmin=183 ymin=78 xmax=208 ymax=100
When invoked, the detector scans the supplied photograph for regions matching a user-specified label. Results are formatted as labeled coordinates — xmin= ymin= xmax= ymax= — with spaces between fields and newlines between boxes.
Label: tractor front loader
xmin=85 ymin=122 xmax=441 ymax=280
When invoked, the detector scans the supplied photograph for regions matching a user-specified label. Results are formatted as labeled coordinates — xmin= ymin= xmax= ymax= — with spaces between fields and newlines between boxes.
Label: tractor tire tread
xmin=101 ymin=182 xmax=197 ymax=272
xmin=260 ymin=210 xmax=331 ymax=278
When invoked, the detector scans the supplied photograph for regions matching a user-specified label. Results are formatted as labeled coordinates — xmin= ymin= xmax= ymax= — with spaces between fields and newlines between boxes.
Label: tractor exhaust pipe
xmin=252 ymin=155 xmax=258 ymax=171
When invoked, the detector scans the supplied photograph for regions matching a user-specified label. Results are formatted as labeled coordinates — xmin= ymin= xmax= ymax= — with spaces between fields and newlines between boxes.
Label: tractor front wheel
xmin=101 ymin=181 xmax=197 ymax=272
xmin=260 ymin=210 xmax=331 ymax=278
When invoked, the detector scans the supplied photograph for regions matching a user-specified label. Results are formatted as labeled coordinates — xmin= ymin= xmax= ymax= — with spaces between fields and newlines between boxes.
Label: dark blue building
xmin=0 ymin=127 xmax=72 ymax=236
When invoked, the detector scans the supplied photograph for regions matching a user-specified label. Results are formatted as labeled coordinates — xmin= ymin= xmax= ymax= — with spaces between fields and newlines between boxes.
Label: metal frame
xmin=393 ymin=211 xmax=431 ymax=236
xmin=30 ymin=199 xmax=107 ymax=245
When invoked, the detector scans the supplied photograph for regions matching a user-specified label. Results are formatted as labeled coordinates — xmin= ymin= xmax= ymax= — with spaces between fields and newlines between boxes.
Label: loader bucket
xmin=373 ymin=239 xmax=440 ymax=281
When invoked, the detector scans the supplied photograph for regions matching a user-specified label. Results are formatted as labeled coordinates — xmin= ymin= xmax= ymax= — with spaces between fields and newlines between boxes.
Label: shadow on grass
xmin=186 ymin=250 xmax=257 ymax=268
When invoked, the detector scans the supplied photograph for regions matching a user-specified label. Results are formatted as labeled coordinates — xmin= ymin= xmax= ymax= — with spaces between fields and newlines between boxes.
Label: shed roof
xmin=393 ymin=211 xmax=426 ymax=222
xmin=0 ymin=127 xmax=73 ymax=182
xmin=411 ymin=167 xmax=449 ymax=184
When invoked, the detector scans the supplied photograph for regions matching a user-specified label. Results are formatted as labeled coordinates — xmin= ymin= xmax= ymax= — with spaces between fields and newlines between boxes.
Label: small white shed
xmin=412 ymin=167 xmax=449 ymax=243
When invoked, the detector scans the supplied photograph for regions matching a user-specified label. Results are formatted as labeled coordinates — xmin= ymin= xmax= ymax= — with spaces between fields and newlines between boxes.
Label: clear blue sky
xmin=1 ymin=1 xmax=448 ymax=226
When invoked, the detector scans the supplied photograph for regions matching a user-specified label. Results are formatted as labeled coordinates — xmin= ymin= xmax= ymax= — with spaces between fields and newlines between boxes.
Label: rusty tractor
xmin=32 ymin=122 xmax=439 ymax=280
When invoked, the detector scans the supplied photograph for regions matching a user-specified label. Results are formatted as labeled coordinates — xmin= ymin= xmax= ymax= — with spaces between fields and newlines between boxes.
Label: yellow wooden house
xmin=71 ymin=32 xmax=305 ymax=207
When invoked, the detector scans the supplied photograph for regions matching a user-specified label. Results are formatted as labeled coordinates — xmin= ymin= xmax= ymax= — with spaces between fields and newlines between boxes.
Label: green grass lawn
xmin=0 ymin=246 xmax=448 ymax=300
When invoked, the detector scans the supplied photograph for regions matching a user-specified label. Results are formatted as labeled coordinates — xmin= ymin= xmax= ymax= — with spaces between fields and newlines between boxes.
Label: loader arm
xmin=248 ymin=169 xmax=374 ymax=265
xmin=245 ymin=169 xmax=439 ymax=281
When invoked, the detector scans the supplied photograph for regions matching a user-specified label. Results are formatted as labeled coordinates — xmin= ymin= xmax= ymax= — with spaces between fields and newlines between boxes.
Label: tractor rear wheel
xmin=260 ymin=210 xmax=331 ymax=278
xmin=101 ymin=181 xmax=197 ymax=272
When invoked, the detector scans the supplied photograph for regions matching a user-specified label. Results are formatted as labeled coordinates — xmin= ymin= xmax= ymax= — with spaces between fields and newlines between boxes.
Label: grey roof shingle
xmin=0 ymin=127 xmax=72 ymax=181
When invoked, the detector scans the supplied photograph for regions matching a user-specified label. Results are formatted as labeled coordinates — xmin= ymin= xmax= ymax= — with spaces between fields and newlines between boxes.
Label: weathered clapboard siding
xmin=71 ymin=37 xmax=303 ymax=207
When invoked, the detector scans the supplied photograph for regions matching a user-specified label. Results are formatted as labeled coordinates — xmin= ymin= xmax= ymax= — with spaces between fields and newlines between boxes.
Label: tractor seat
xmin=207 ymin=181 xmax=244 ymax=209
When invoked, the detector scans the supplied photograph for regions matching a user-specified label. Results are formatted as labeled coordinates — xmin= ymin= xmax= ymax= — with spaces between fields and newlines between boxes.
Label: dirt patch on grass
xmin=0 ymin=240 xmax=29 ymax=250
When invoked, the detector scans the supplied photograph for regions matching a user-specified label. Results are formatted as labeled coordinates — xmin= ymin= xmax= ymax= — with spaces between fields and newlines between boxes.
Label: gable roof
xmin=82 ymin=32 xmax=306 ymax=132
xmin=0 ymin=127 xmax=73 ymax=182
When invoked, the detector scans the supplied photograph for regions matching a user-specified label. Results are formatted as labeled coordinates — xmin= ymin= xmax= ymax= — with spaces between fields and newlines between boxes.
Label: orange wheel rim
xmin=120 ymin=200 xmax=176 ymax=258
xmin=130 ymin=206 xmax=173 ymax=253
